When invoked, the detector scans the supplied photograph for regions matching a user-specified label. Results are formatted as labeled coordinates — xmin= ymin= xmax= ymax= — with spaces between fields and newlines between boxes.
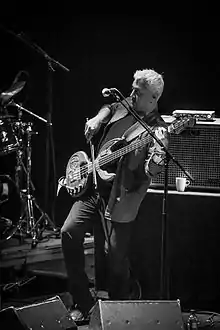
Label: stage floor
xmin=0 ymin=230 xmax=95 ymax=301
xmin=0 ymin=229 xmax=98 ymax=329
xmin=1 ymin=229 xmax=220 ymax=329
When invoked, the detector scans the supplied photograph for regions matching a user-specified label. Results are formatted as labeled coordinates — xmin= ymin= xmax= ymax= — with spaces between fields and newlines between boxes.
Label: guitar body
xmin=64 ymin=138 xmax=127 ymax=198
xmin=65 ymin=150 xmax=91 ymax=197
xmin=96 ymin=137 xmax=127 ymax=182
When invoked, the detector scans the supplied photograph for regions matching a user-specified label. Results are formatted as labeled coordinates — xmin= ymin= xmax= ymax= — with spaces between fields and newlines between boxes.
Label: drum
xmin=0 ymin=175 xmax=21 ymax=245
xmin=0 ymin=118 xmax=19 ymax=155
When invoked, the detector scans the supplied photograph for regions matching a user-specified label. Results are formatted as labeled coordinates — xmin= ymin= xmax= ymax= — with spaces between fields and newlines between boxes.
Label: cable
xmin=1 ymin=275 xmax=36 ymax=292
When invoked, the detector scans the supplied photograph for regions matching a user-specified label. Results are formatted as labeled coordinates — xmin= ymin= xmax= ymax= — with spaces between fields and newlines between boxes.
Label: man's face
xmin=131 ymin=80 xmax=157 ymax=114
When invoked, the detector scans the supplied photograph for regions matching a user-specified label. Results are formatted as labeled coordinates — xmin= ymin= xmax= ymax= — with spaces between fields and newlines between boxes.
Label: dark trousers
xmin=61 ymin=192 xmax=134 ymax=314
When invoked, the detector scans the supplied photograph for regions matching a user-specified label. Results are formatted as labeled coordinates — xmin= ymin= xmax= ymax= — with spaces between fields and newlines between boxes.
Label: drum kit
xmin=0 ymin=77 xmax=58 ymax=248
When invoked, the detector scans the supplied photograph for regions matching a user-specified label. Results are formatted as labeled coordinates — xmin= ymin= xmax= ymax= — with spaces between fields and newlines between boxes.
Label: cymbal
xmin=0 ymin=81 xmax=26 ymax=102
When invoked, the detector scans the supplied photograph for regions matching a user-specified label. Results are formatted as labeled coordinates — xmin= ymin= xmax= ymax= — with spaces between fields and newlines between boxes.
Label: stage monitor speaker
xmin=0 ymin=295 xmax=77 ymax=330
xmin=89 ymin=299 xmax=184 ymax=330
xmin=151 ymin=119 xmax=220 ymax=192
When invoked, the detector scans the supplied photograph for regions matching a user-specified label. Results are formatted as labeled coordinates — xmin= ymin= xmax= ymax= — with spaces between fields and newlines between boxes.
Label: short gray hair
xmin=133 ymin=68 xmax=164 ymax=100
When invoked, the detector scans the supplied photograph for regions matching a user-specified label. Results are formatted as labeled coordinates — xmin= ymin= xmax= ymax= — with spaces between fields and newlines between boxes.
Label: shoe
xmin=69 ymin=309 xmax=90 ymax=325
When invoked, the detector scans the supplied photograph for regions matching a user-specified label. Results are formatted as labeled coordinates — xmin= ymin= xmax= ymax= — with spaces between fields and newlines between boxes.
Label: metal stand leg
xmin=19 ymin=190 xmax=59 ymax=248
xmin=13 ymin=121 xmax=60 ymax=248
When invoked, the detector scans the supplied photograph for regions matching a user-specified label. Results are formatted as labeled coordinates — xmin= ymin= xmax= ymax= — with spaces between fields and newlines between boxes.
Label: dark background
xmin=0 ymin=12 xmax=220 ymax=311
xmin=0 ymin=13 xmax=219 ymax=224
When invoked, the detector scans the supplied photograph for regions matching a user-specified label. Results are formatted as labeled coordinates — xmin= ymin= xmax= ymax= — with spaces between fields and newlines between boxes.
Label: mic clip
xmin=102 ymin=87 xmax=121 ymax=101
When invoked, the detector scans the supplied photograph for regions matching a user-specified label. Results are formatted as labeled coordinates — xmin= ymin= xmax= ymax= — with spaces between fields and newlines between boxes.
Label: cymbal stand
xmin=18 ymin=122 xmax=59 ymax=248
xmin=14 ymin=109 xmax=35 ymax=193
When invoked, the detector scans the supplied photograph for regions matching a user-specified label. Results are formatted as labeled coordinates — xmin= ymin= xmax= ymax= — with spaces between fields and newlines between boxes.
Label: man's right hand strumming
xmin=84 ymin=116 xmax=102 ymax=142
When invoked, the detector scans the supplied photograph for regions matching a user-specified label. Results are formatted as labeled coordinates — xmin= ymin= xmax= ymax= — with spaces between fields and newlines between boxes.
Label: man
xmin=61 ymin=68 xmax=169 ymax=323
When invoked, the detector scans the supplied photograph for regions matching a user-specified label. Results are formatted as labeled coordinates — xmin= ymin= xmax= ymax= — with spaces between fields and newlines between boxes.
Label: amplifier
xmin=89 ymin=299 xmax=184 ymax=330
xmin=152 ymin=117 xmax=220 ymax=192
xmin=0 ymin=295 xmax=77 ymax=330
xmin=172 ymin=109 xmax=215 ymax=121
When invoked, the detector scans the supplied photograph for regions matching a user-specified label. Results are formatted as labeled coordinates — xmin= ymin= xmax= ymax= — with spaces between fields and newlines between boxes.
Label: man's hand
xmin=153 ymin=127 xmax=168 ymax=152
xmin=144 ymin=126 xmax=169 ymax=177
xmin=84 ymin=106 xmax=112 ymax=142
xmin=84 ymin=116 xmax=102 ymax=142
xmin=1 ymin=183 xmax=9 ymax=196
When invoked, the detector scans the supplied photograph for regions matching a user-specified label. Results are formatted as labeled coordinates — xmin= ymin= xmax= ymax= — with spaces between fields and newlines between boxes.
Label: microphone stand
xmin=109 ymin=88 xmax=194 ymax=299
xmin=11 ymin=30 xmax=70 ymax=223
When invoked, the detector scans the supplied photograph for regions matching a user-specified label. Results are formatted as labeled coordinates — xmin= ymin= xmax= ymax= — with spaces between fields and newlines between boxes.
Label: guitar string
xmin=89 ymin=121 xmax=180 ymax=172
xmin=66 ymin=119 xmax=188 ymax=185
xmin=68 ymin=134 xmax=152 ymax=181
xmin=68 ymin=120 xmax=180 ymax=180
xmin=79 ymin=120 xmax=181 ymax=175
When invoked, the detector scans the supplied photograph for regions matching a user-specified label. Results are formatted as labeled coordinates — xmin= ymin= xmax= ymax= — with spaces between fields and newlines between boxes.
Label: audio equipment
xmin=151 ymin=118 xmax=220 ymax=192
xmin=172 ymin=109 xmax=215 ymax=121
xmin=0 ymin=295 xmax=77 ymax=330
xmin=89 ymin=299 xmax=184 ymax=329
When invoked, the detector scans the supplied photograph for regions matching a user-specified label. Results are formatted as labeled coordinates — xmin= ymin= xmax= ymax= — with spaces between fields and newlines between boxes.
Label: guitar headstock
xmin=169 ymin=116 xmax=196 ymax=135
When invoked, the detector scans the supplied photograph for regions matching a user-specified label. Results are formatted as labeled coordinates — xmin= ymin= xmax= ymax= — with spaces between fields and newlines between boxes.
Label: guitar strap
xmin=89 ymin=139 xmax=111 ymax=250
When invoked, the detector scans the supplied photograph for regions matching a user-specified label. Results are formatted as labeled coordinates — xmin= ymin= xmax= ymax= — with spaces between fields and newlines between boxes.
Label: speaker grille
xmin=152 ymin=122 xmax=220 ymax=191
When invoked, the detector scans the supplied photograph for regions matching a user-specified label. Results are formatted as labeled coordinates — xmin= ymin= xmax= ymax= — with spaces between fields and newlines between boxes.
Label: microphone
xmin=102 ymin=87 xmax=119 ymax=97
